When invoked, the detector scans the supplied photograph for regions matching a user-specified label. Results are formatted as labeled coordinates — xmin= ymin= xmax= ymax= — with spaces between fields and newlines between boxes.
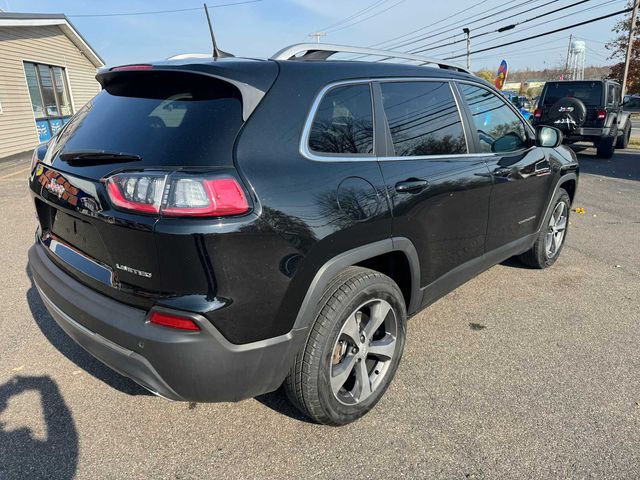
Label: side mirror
xmin=536 ymin=126 xmax=563 ymax=148
xmin=491 ymin=132 xmax=525 ymax=153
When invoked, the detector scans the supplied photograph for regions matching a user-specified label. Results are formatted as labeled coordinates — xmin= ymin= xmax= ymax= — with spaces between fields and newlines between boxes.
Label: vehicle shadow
xmin=0 ymin=375 xmax=78 ymax=479
xmin=25 ymin=266 xmax=150 ymax=397
xmin=570 ymin=145 xmax=640 ymax=181
xmin=500 ymin=257 xmax=531 ymax=269
xmin=254 ymin=387 xmax=315 ymax=424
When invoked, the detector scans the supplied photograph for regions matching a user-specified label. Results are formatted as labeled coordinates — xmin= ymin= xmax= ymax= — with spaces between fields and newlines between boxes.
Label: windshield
xmin=53 ymin=71 xmax=243 ymax=168
xmin=542 ymin=82 xmax=603 ymax=107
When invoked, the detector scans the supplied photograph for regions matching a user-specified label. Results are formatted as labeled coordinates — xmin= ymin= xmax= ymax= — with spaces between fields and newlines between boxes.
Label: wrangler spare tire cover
xmin=546 ymin=97 xmax=588 ymax=130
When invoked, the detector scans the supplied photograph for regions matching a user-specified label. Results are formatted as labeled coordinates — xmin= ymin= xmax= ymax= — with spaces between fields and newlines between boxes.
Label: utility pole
xmin=463 ymin=28 xmax=471 ymax=71
xmin=564 ymin=34 xmax=573 ymax=80
xmin=308 ymin=32 xmax=327 ymax=43
xmin=622 ymin=0 xmax=639 ymax=97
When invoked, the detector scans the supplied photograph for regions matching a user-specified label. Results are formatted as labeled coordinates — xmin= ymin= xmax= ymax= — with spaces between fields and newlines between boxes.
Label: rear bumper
xmin=29 ymin=243 xmax=307 ymax=402
xmin=563 ymin=127 xmax=614 ymax=142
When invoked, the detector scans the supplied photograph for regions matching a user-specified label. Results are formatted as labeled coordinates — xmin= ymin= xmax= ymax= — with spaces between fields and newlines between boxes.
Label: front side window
xmin=381 ymin=81 xmax=467 ymax=156
xmin=308 ymin=84 xmax=374 ymax=155
xmin=460 ymin=84 xmax=528 ymax=154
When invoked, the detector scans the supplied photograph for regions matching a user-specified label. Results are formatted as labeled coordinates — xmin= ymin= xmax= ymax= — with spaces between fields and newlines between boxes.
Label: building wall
xmin=0 ymin=25 xmax=101 ymax=158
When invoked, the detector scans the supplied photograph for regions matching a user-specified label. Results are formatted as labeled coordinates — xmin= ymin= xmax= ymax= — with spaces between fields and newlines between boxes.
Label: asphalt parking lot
xmin=0 ymin=147 xmax=639 ymax=479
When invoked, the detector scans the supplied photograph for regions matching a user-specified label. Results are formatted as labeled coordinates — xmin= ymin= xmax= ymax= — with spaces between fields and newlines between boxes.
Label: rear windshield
xmin=542 ymin=82 xmax=603 ymax=107
xmin=54 ymin=71 xmax=243 ymax=167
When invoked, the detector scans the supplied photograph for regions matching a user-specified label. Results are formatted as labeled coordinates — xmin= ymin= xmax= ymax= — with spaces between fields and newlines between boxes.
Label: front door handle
xmin=493 ymin=167 xmax=512 ymax=177
xmin=395 ymin=179 xmax=429 ymax=194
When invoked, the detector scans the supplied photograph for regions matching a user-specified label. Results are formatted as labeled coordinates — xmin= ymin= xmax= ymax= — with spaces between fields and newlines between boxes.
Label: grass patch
xmin=628 ymin=136 xmax=640 ymax=149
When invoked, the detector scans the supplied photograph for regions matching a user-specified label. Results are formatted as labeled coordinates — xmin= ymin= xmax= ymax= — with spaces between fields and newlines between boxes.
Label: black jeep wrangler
xmin=28 ymin=44 xmax=579 ymax=426
xmin=533 ymin=80 xmax=631 ymax=158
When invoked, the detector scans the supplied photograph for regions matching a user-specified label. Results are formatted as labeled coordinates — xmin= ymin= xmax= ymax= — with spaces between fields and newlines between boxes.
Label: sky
xmin=1 ymin=0 xmax=625 ymax=72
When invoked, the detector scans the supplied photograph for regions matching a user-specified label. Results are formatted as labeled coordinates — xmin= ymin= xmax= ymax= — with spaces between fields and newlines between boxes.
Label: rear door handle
xmin=395 ymin=179 xmax=429 ymax=194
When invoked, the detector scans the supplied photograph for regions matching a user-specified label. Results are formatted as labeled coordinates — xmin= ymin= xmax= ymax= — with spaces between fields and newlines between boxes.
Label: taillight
xmin=534 ymin=108 xmax=542 ymax=118
xmin=104 ymin=172 xmax=249 ymax=217
xmin=596 ymin=109 xmax=607 ymax=120
xmin=31 ymin=143 xmax=48 ymax=172
xmin=149 ymin=311 xmax=200 ymax=331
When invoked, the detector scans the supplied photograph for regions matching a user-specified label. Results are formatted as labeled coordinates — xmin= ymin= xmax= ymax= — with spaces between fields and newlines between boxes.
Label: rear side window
xmin=381 ymin=81 xmax=466 ymax=156
xmin=308 ymin=84 xmax=374 ymax=155
xmin=542 ymin=82 xmax=603 ymax=107
xmin=460 ymin=84 xmax=527 ymax=154
xmin=55 ymin=71 xmax=243 ymax=167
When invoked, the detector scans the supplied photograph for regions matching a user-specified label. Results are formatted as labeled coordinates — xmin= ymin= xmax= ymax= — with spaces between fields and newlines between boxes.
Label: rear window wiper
xmin=59 ymin=150 xmax=142 ymax=165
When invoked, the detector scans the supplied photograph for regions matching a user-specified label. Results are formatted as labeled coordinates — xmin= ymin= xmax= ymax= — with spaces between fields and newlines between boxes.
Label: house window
xmin=23 ymin=61 xmax=73 ymax=142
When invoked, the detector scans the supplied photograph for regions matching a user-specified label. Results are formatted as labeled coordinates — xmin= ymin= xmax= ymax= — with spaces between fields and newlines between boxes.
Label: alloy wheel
xmin=329 ymin=299 xmax=398 ymax=406
xmin=545 ymin=201 xmax=567 ymax=259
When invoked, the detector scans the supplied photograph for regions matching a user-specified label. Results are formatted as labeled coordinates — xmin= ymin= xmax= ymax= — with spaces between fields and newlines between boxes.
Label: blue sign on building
xmin=36 ymin=120 xmax=51 ymax=142
xmin=50 ymin=119 xmax=64 ymax=136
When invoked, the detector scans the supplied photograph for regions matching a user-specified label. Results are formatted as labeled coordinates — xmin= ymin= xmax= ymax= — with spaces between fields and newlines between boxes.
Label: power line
xmin=346 ymin=0 xmax=536 ymax=60
xmin=444 ymin=0 xmax=621 ymax=58
xmin=368 ymin=0 xmax=495 ymax=47
xmin=409 ymin=0 xmax=596 ymax=55
xmin=326 ymin=0 xmax=409 ymax=33
xmin=471 ymin=0 xmax=621 ymax=49
xmin=444 ymin=6 xmax=634 ymax=59
xmin=368 ymin=0 xmax=514 ymax=49
xmin=376 ymin=0 xmax=541 ymax=51
xmin=315 ymin=0 xmax=391 ymax=32
xmin=67 ymin=0 xmax=262 ymax=18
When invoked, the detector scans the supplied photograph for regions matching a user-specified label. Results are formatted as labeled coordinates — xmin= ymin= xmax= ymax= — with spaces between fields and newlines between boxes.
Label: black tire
xmin=596 ymin=124 xmax=617 ymax=159
xmin=284 ymin=266 xmax=406 ymax=426
xmin=616 ymin=120 xmax=631 ymax=149
xmin=518 ymin=188 xmax=571 ymax=269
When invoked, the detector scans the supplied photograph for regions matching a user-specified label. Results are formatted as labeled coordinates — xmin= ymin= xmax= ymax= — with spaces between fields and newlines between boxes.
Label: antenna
xmin=203 ymin=3 xmax=233 ymax=58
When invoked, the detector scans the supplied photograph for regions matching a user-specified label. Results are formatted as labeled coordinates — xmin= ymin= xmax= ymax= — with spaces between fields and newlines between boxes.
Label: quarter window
xmin=309 ymin=84 xmax=374 ymax=155
xmin=460 ymin=84 xmax=528 ymax=154
xmin=381 ymin=81 xmax=467 ymax=156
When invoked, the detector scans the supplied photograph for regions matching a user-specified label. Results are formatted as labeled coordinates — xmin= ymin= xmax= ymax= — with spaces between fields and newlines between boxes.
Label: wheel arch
xmin=619 ymin=110 xmax=631 ymax=126
xmin=535 ymin=172 xmax=578 ymax=233
xmin=559 ymin=176 xmax=577 ymax=204
xmin=292 ymin=238 xmax=421 ymax=332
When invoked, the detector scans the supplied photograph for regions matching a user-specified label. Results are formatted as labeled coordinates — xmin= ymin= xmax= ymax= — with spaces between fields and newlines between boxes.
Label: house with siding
xmin=0 ymin=12 xmax=104 ymax=159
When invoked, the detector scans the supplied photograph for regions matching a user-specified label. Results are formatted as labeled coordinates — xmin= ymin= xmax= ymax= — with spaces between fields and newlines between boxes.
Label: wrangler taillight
xmin=534 ymin=108 xmax=542 ymax=118
xmin=104 ymin=172 xmax=249 ymax=217
xmin=596 ymin=109 xmax=607 ymax=120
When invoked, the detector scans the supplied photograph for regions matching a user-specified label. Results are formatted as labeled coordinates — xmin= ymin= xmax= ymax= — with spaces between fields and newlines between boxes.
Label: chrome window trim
xmin=302 ymin=80 xmax=376 ymax=162
xmin=454 ymin=79 xmax=536 ymax=137
xmin=300 ymin=77 xmax=487 ymax=163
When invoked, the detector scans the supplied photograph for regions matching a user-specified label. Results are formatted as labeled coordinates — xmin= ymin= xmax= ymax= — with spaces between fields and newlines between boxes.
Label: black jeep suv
xmin=28 ymin=44 xmax=578 ymax=426
xmin=533 ymin=79 xmax=631 ymax=158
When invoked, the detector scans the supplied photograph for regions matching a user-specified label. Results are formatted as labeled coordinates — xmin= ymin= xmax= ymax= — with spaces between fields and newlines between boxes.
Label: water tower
xmin=568 ymin=40 xmax=586 ymax=80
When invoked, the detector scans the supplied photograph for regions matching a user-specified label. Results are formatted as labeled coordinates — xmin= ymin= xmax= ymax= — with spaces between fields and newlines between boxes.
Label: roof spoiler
xmin=96 ymin=66 xmax=266 ymax=121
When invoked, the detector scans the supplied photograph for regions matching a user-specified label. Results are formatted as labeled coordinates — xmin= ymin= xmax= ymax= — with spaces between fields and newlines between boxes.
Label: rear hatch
xmin=30 ymin=64 xmax=276 ymax=307
xmin=540 ymin=81 xmax=605 ymax=128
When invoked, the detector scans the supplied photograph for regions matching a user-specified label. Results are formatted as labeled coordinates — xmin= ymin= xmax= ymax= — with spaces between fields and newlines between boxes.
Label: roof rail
xmin=270 ymin=43 xmax=470 ymax=74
